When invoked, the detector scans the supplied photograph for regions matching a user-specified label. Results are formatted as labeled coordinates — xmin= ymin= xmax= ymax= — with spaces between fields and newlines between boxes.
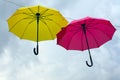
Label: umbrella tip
xmin=36 ymin=13 xmax=40 ymax=16
xmin=81 ymin=24 xmax=85 ymax=27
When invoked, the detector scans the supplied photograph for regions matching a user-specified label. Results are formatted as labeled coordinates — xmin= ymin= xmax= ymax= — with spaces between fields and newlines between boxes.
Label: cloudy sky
xmin=0 ymin=0 xmax=120 ymax=80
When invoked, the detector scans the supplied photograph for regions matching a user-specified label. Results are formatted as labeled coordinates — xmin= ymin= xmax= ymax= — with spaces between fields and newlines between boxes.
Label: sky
xmin=0 ymin=0 xmax=120 ymax=80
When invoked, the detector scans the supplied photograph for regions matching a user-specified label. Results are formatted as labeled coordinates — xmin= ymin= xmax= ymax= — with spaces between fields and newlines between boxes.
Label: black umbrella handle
xmin=86 ymin=49 xmax=93 ymax=67
xmin=33 ymin=44 xmax=39 ymax=55
xmin=86 ymin=59 xmax=93 ymax=67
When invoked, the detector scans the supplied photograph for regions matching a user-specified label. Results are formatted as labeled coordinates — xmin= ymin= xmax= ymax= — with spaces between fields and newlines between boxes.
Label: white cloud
xmin=0 ymin=48 xmax=11 ymax=80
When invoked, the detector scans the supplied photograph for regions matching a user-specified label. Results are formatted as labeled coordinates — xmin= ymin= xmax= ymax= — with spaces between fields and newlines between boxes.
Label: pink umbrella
xmin=57 ymin=17 xmax=116 ymax=67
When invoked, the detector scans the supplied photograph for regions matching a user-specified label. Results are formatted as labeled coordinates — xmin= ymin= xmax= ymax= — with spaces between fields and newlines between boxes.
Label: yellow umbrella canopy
xmin=7 ymin=5 xmax=68 ymax=55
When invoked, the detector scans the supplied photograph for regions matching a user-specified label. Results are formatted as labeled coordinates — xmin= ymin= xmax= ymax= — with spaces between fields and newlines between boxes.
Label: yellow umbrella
xmin=7 ymin=5 xmax=68 ymax=55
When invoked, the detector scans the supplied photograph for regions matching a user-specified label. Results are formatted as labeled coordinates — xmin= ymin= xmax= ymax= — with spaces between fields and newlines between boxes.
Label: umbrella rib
xmin=20 ymin=19 xmax=36 ymax=39
xmin=22 ymin=12 xmax=35 ymax=17
xmin=68 ymin=26 xmax=83 ymax=32
xmin=86 ymin=19 xmax=95 ymax=27
xmin=28 ymin=8 xmax=35 ymax=15
xmin=69 ymin=24 xmax=84 ymax=31
xmin=88 ymin=27 xmax=111 ymax=39
xmin=45 ymin=18 xmax=62 ymax=29
xmin=40 ymin=19 xmax=54 ymax=39
xmin=9 ymin=12 xmax=34 ymax=19
xmin=87 ymin=30 xmax=100 ymax=47
xmin=66 ymin=31 xmax=81 ymax=50
xmin=87 ymin=20 xmax=109 ymax=29
xmin=9 ymin=17 xmax=33 ymax=31
xmin=42 ymin=14 xmax=54 ymax=17
xmin=87 ymin=22 xmax=99 ymax=28
xmin=40 ymin=9 xmax=49 ymax=16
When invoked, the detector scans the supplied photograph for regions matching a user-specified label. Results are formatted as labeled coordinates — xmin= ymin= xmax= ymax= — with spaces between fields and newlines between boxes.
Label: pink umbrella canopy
xmin=57 ymin=17 xmax=116 ymax=67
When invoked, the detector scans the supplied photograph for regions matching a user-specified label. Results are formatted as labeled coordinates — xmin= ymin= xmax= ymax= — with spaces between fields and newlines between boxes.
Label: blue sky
xmin=0 ymin=0 xmax=120 ymax=80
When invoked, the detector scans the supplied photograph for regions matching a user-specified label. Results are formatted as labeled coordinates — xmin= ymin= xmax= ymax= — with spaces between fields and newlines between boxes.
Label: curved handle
xmin=86 ymin=54 xmax=93 ymax=67
xmin=33 ymin=45 xmax=39 ymax=55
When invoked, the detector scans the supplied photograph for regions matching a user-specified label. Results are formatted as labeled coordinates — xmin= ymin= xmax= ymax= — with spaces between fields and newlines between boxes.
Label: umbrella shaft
xmin=84 ymin=32 xmax=90 ymax=50
xmin=37 ymin=18 xmax=39 ymax=43
xmin=82 ymin=24 xmax=89 ymax=49
xmin=36 ymin=13 xmax=40 ymax=43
